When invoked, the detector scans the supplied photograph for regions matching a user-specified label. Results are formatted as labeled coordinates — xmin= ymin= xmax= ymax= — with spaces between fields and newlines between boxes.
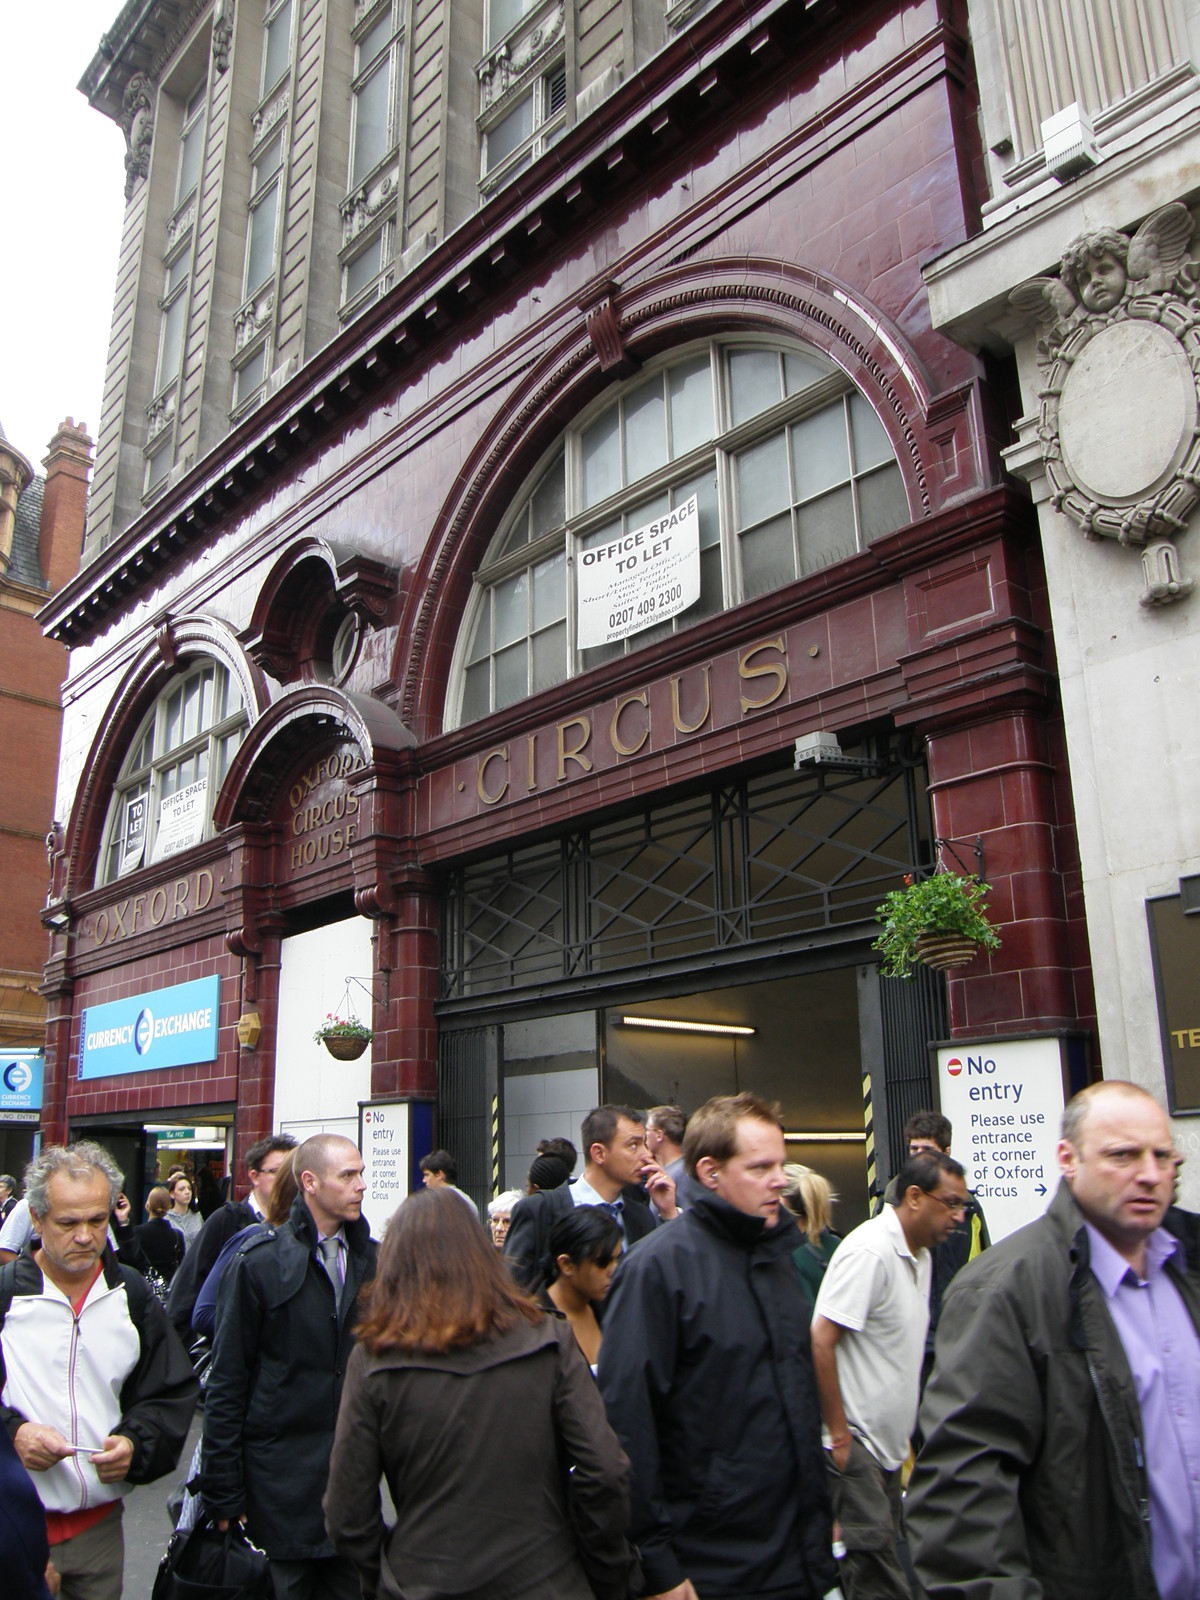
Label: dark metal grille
xmin=879 ymin=964 xmax=948 ymax=1173
xmin=436 ymin=1025 xmax=497 ymax=1210
xmin=441 ymin=745 xmax=927 ymax=1001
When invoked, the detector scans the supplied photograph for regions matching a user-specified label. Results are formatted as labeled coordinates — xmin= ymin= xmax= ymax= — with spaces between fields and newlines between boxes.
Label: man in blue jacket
xmin=597 ymin=1093 xmax=834 ymax=1600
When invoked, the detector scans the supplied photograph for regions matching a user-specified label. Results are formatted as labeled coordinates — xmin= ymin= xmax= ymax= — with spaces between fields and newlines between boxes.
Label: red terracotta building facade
xmin=0 ymin=419 xmax=90 ymax=1173
xmin=45 ymin=0 xmax=1095 ymax=1217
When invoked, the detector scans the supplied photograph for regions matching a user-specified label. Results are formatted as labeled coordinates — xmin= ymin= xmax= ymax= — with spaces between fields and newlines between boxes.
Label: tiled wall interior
xmin=502 ymin=1012 xmax=598 ymax=1191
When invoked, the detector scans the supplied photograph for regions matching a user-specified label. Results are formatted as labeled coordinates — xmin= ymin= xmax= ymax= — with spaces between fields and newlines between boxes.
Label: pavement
xmin=120 ymin=1414 xmax=200 ymax=1599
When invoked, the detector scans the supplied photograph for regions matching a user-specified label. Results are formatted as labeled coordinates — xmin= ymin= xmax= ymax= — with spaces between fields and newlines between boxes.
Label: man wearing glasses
xmin=810 ymin=1151 xmax=968 ymax=1599
xmin=887 ymin=1110 xmax=991 ymax=1411
xmin=908 ymin=1081 xmax=1200 ymax=1600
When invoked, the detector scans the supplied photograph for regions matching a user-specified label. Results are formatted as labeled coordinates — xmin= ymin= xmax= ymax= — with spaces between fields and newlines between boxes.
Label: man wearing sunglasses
xmin=810 ymin=1150 xmax=968 ymax=1600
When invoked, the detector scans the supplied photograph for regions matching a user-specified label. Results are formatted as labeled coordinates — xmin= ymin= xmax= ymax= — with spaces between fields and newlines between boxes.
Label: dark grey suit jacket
xmin=502 ymin=1180 xmax=657 ymax=1290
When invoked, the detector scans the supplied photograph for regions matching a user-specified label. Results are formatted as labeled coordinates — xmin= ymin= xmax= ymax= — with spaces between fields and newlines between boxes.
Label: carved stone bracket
xmin=1011 ymin=203 xmax=1200 ymax=607
xmin=579 ymin=277 xmax=637 ymax=376
xmin=213 ymin=0 xmax=234 ymax=72
xmin=122 ymin=74 xmax=154 ymax=201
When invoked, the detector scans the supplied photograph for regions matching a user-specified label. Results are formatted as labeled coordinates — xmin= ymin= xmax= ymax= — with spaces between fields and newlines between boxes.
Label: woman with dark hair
xmin=526 ymin=1152 xmax=571 ymax=1194
xmin=324 ymin=1188 xmax=635 ymax=1600
xmin=542 ymin=1206 xmax=623 ymax=1370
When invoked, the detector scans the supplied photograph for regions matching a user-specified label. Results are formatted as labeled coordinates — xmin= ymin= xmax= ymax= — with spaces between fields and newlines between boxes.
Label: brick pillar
xmin=38 ymin=420 xmax=93 ymax=593
xmin=371 ymin=868 xmax=438 ymax=1101
xmin=231 ymin=938 xmax=281 ymax=1197
xmin=925 ymin=710 xmax=1077 ymax=1037
xmin=39 ymin=976 xmax=75 ymax=1146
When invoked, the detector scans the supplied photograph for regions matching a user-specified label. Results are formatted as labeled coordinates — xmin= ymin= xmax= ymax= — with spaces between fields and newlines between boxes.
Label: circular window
xmin=331 ymin=612 xmax=362 ymax=684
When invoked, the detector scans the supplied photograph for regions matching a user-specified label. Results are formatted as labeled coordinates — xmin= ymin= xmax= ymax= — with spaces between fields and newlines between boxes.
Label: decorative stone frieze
xmin=1010 ymin=203 xmax=1200 ymax=607
xmin=477 ymin=3 xmax=565 ymax=113
xmin=166 ymin=203 xmax=196 ymax=254
xmin=341 ymin=174 xmax=395 ymax=245
xmin=234 ymin=290 xmax=276 ymax=352
xmin=145 ymin=388 xmax=178 ymax=440
xmin=252 ymin=88 xmax=289 ymax=143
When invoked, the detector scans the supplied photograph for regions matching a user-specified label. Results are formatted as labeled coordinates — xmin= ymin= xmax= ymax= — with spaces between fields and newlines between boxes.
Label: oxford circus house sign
xmin=1010 ymin=203 xmax=1200 ymax=608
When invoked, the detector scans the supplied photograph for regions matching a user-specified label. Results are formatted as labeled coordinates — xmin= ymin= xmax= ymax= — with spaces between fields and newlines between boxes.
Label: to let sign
xmin=577 ymin=496 xmax=701 ymax=649
xmin=935 ymin=1037 xmax=1068 ymax=1242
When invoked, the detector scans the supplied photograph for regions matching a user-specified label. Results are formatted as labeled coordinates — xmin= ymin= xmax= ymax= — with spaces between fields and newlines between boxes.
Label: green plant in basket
xmin=872 ymin=871 xmax=1001 ymax=980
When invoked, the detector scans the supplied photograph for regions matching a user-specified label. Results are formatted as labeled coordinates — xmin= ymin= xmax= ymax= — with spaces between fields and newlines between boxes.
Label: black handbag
xmin=151 ymin=1511 xmax=272 ymax=1600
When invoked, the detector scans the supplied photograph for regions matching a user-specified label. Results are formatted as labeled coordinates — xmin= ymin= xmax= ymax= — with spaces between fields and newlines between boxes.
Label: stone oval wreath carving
xmin=1011 ymin=202 xmax=1200 ymax=606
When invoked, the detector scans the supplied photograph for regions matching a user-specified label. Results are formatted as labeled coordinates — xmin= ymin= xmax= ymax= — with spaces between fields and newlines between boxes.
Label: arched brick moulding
xmin=244 ymin=535 xmax=400 ymax=683
xmin=396 ymin=256 xmax=968 ymax=739
xmin=64 ymin=616 xmax=271 ymax=895
xmin=214 ymin=683 xmax=417 ymax=830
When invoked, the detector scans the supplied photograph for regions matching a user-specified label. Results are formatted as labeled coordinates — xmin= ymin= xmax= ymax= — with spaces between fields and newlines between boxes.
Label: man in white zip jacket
xmin=0 ymin=1143 xmax=198 ymax=1600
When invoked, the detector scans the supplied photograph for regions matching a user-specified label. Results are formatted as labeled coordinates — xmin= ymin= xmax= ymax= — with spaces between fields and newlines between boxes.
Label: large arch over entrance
xmin=393 ymin=257 xmax=977 ymax=739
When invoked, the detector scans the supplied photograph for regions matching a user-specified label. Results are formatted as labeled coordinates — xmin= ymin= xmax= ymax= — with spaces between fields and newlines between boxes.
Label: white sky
xmin=0 ymin=3 xmax=127 ymax=470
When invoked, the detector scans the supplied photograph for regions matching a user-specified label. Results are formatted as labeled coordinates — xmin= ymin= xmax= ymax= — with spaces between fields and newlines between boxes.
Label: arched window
xmin=450 ymin=340 xmax=909 ymax=727
xmin=96 ymin=662 xmax=248 ymax=884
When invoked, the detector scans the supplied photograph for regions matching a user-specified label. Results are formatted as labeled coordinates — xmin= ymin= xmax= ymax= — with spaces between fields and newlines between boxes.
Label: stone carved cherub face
xmin=1074 ymin=250 xmax=1128 ymax=313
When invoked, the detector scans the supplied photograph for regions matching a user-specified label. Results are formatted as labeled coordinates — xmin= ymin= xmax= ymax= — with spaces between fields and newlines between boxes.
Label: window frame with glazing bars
xmin=448 ymin=338 xmax=912 ymax=729
xmin=480 ymin=61 xmax=567 ymax=187
xmin=95 ymin=662 xmax=248 ymax=887
xmin=347 ymin=0 xmax=404 ymax=193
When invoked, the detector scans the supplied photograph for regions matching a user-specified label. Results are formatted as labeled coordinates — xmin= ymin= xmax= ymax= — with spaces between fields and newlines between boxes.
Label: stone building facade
xmin=925 ymin=0 xmax=1200 ymax=1192
xmin=43 ymin=0 xmax=1104 ymax=1215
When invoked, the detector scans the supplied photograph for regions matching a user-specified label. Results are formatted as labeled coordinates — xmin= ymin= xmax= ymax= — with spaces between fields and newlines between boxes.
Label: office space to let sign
xmin=577 ymin=496 xmax=701 ymax=649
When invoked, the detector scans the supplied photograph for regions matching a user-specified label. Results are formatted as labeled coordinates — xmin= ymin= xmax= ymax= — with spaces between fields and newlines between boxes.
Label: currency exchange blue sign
xmin=0 ymin=1052 xmax=43 ymax=1120
xmin=78 ymin=976 xmax=220 ymax=1080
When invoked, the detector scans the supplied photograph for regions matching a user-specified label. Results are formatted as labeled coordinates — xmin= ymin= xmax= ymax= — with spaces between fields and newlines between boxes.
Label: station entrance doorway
xmin=437 ymin=738 xmax=947 ymax=1217
xmin=67 ymin=1108 xmax=235 ymax=1220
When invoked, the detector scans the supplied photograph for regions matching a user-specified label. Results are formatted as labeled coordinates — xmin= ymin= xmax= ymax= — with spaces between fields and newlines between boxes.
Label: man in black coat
xmin=503 ymin=1105 xmax=678 ymax=1289
xmin=597 ymin=1093 xmax=835 ymax=1600
xmin=907 ymin=1082 xmax=1200 ymax=1600
xmin=166 ymin=1133 xmax=296 ymax=1336
xmin=200 ymin=1133 xmax=377 ymax=1600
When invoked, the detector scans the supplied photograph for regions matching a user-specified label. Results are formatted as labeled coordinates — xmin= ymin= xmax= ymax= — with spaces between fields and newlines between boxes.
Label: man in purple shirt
xmin=907 ymin=1080 xmax=1200 ymax=1600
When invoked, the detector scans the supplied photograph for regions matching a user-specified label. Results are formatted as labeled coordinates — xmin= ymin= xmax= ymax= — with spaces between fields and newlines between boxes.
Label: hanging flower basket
xmin=872 ymin=871 xmax=1001 ymax=981
xmin=314 ymin=1015 xmax=372 ymax=1061
xmin=912 ymin=931 xmax=985 ymax=972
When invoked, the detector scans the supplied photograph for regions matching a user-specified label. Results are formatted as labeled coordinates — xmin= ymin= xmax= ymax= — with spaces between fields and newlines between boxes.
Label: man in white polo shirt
xmin=810 ymin=1149 xmax=968 ymax=1599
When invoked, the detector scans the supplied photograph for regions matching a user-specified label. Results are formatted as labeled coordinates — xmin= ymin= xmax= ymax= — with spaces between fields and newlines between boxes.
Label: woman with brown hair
xmin=165 ymin=1172 xmax=202 ymax=1251
xmin=188 ymin=1153 xmax=301 ymax=1341
xmin=324 ymin=1187 xmax=635 ymax=1600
